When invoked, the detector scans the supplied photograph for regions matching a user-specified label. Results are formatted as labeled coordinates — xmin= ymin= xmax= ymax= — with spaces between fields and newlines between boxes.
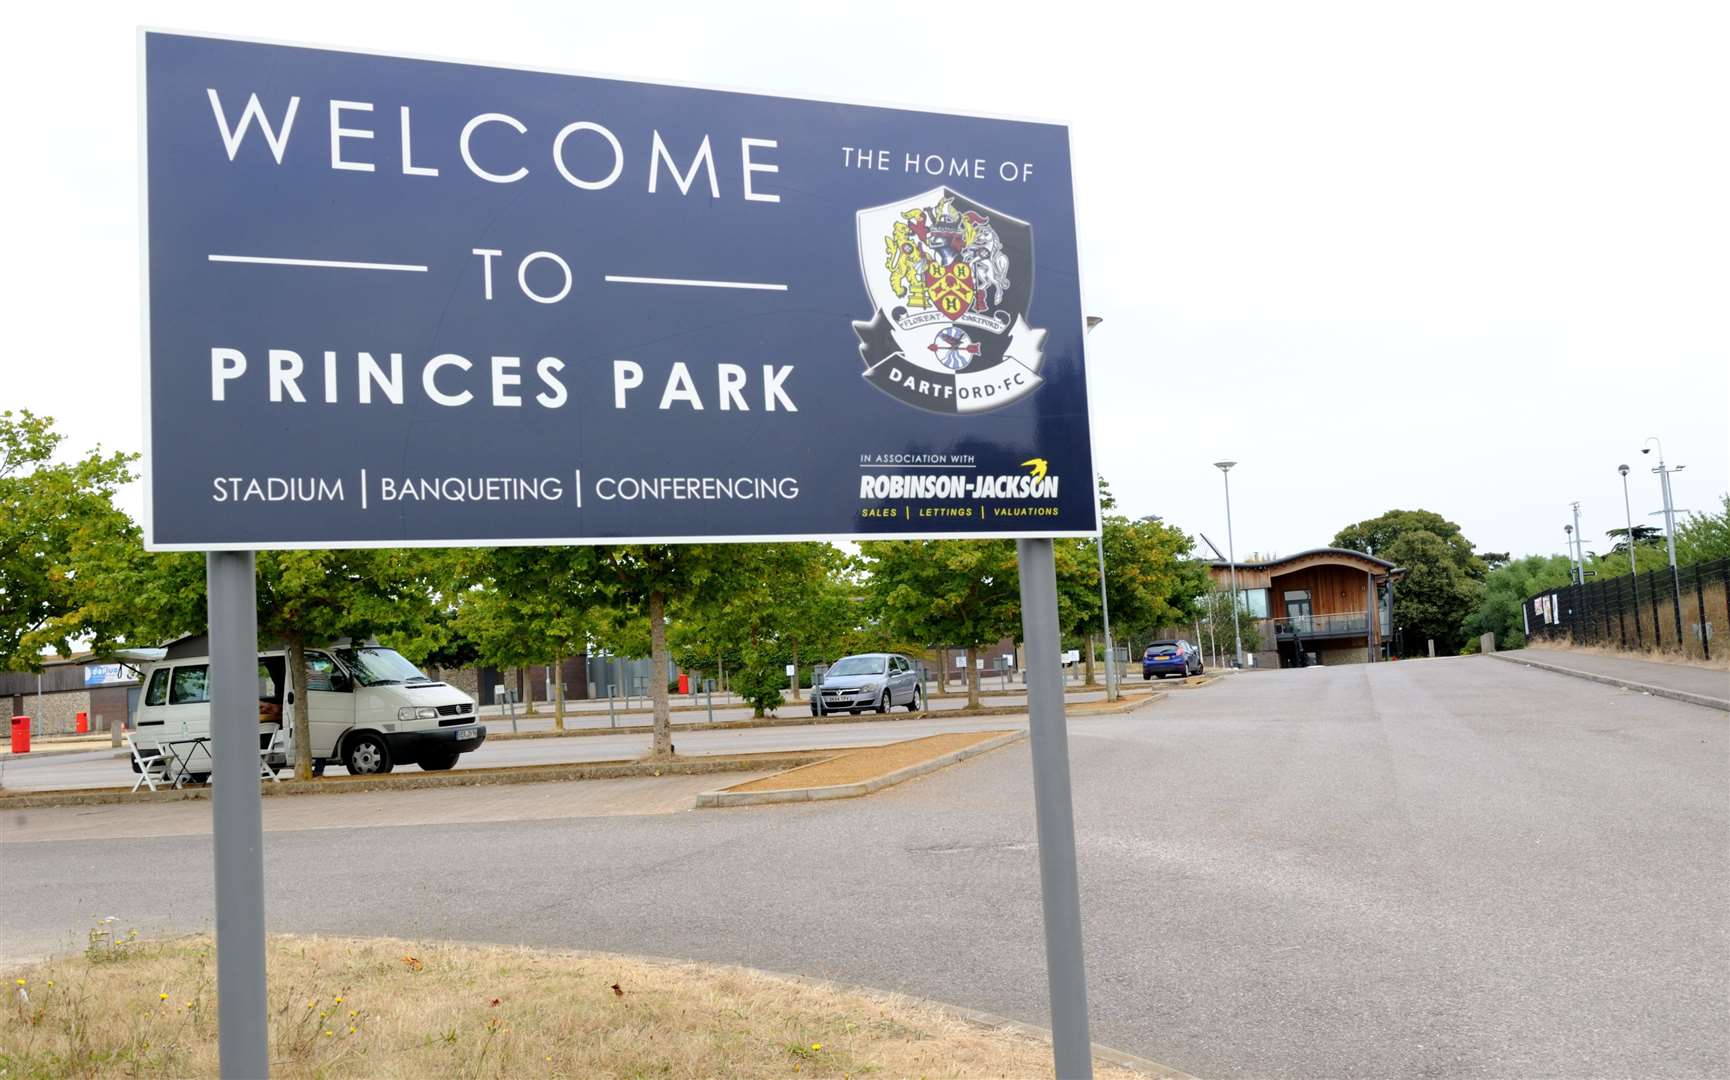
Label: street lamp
xmin=1085 ymin=315 xmax=1117 ymax=700
xmin=1564 ymin=523 xmax=1576 ymax=584
xmin=1618 ymin=464 xmax=1643 ymax=645
xmin=1569 ymin=501 xmax=1585 ymax=584
xmin=1642 ymin=437 xmax=1687 ymax=643
xmin=1214 ymin=461 xmax=1244 ymax=667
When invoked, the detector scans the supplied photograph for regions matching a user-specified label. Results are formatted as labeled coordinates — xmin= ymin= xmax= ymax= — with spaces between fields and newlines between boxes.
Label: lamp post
xmin=1214 ymin=461 xmax=1244 ymax=667
xmin=1570 ymin=501 xmax=1585 ymax=584
xmin=1619 ymin=464 xmax=1643 ymax=645
xmin=1642 ymin=437 xmax=1687 ymax=644
xmin=1564 ymin=523 xmax=1577 ymax=585
xmin=1084 ymin=315 xmax=1117 ymax=702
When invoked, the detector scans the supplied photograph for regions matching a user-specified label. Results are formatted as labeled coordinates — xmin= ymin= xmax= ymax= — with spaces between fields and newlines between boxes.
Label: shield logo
xmin=926 ymin=262 xmax=975 ymax=320
xmin=853 ymin=186 xmax=1047 ymax=415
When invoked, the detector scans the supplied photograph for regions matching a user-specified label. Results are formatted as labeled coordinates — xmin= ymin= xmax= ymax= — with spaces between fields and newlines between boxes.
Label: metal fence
xmin=1523 ymin=557 xmax=1729 ymax=660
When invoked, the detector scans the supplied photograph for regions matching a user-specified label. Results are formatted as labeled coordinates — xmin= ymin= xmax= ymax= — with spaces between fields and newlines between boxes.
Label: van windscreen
xmin=334 ymin=648 xmax=428 ymax=687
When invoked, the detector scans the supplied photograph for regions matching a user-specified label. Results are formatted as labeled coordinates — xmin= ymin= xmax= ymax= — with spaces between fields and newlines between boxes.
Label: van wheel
xmin=419 ymin=751 xmax=460 ymax=771
xmin=344 ymin=734 xmax=393 ymax=775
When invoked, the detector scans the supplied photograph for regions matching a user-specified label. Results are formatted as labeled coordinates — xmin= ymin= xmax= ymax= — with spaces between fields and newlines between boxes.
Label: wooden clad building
xmin=1206 ymin=548 xmax=1405 ymax=668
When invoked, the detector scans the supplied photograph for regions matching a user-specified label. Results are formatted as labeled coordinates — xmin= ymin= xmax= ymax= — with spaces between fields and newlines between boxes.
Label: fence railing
xmin=1523 ymin=556 xmax=1728 ymax=660
xmin=1274 ymin=611 xmax=1370 ymax=639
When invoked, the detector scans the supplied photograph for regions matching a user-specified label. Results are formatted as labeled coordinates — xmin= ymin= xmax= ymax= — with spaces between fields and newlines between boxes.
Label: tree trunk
xmin=1084 ymin=637 xmax=1097 ymax=686
xmin=648 ymin=590 xmax=673 ymax=756
xmin=552 ymin=653 xmax=565 ymax=732
xmin=518 ymin=665 xmax=532 ymax=712
xmin=289 ymin=637 xmax=313 ymax=781
xmin=789 ymin=641 xmax=800 ymax=702
xmin=965 ymin=644 xmax=981 ymax=709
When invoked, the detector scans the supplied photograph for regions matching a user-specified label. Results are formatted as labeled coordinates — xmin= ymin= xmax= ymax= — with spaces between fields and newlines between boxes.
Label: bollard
xmin=10 ymin=715 xmax=29 ymax=754
xmin=607 ymin=684 xmax=616 ymax=728
xmin=706 ymin=682 xmax=714 ymax=724
xmin=76 ymin=710 xmax=89 ymax=734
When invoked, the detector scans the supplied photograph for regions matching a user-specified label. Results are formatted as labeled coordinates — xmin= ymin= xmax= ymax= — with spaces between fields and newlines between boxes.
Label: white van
xmin=132 ymin=637 xmax=484 ymax=777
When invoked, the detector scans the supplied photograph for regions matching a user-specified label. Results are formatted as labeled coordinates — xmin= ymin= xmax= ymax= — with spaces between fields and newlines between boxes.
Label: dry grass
xmin=1 ymin=933 xmax=1148 ymax=1079
xmin=1526 ymin=639 xmax=1730 ymax=672
xmin=725 ymin=732 xmax=1015 ymax=794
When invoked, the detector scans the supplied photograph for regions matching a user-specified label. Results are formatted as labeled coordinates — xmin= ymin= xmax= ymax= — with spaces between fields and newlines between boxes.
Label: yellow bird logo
xmin=1021 ymin=458 xmax=1049 ymax=480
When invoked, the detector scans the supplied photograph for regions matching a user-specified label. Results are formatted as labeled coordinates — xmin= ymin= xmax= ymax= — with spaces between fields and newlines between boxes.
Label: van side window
xmin=170 ymin=665 xmax=210 ymax=705
xmin=305 ymin=653 xmax=349 ymax=693
xmin=145 ymin=668 xmax=170 ymax=707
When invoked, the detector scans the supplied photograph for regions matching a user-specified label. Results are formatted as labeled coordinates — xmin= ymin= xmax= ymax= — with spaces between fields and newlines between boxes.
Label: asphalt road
xmin=4 ymin=656 xmax=1725 ymax=1078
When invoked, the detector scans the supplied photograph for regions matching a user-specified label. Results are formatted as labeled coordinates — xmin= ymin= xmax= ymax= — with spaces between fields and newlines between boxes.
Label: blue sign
xmin=141 ymin=31 xmax=1098 ymax=549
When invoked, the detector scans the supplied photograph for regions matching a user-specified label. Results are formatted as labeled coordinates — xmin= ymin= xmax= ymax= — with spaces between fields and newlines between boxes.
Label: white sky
xmin=3 ymin=1 xmax=1725 ymax=562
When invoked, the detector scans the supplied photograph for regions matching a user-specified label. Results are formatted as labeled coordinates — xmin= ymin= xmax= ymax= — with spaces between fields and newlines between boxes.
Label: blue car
xmin=1143 ymin=639 xmax=1202 ymax=679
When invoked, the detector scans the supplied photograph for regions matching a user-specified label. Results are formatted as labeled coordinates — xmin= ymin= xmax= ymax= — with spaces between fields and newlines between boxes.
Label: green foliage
xmin=1382 ymin=530 xmax=1482 ymax=654
xmin=1676 ymin=493 xmax=1730 ymax=565
xmin=583 ymin=545 xmax=729 ymax=754
xmin=1334 ymin=508 xmax=1489 ymax=654
xmin=1462 ymin=553 xmax=1574 ymax=649
xmin=728 ymin=652 xmax=787 ymax=717
xmin=0 ymin=411 xmax=146 ymax=668
xmin=1583 ymin=541 xmax=1671 ymax=582
xmin=1193 ymin=586 xmax=1262 ymax=657
xmin=858 ymin=539 xmax=1020 ymax=706
xmin=1334 ymin=508 xmax=1488 ymax=580
xmin=253 ymin=549 xmax=446 ymax=776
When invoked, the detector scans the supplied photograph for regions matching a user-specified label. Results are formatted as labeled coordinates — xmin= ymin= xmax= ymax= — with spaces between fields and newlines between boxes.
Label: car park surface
xmin=4 ymin=656 xmax=1725 ymax=1078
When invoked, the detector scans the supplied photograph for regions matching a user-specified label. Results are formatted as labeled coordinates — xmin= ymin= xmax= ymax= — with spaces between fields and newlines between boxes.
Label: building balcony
xmin=1274 ymin=611 xmax=1371 ymax=640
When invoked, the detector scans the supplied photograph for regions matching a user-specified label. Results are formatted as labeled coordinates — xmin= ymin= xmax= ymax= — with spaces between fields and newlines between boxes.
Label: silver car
xmin=812 ymin=653 xmax=924 ymax=715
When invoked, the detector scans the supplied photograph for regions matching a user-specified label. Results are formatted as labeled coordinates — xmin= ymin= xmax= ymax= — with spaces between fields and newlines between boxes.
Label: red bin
xmin=678 ymin=673 xmax=690 ymax=695
xmin=9 ymin=716 xmax=28 ymax=754
xmin=76 ymin=710 xmax=89 ymax=734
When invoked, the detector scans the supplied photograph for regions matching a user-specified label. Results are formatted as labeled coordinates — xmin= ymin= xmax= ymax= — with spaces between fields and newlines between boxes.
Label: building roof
xmin=1205 ymin=547 xmax=1404 ymax=575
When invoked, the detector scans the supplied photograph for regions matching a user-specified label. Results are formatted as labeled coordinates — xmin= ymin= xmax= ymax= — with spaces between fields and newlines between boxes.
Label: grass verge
xmin=1 ymin=934 xmax=1149 ymax=1078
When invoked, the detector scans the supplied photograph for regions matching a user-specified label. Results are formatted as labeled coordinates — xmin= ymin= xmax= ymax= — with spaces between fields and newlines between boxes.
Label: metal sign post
xmin=205 ymin=551 xmax=268 ymax=1079
xmin=1016 ymin=539 xmax=1094 ymax=1078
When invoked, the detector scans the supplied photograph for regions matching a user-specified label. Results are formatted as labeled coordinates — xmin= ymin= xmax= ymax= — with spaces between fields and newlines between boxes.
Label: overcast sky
xmin=4 ymin=1 xmax=1724 ymax=562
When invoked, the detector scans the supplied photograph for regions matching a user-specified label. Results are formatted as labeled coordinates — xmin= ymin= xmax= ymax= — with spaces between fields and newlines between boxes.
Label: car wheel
xmin=418 ymin=751 xmax=460 ymax=772
xmin=343 ymin=733 xmax=393 ymax=775
xmin=1143 ymin=673 xmax=1151 ymax=681
xmin=876 ymin=690 xmax=891 ymax=714
xmin=907 ymin=686 xmax=923 ymax=712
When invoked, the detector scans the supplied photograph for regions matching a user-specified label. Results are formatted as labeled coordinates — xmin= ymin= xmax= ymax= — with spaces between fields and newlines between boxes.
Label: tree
xmin=859 ymin=540 xmax=1021 ymax=709
xmin=1605 ymin=525 xmax=1664 ymax=553
xmin=0 ymin=411 xmax=146 ymax=668
xmin=1676 ymin=493 xmax=1730 ymax=565
xmin=1462 ymin=554 xmax=1574 ymax=650
xmin=255 ymin=549 xmax=444 ymax=778
xmin=1193 ymin=585 xmax=1262 ymax=663
xmin=669 ymin=543 xmax=859 ymax=717
xmin=448 ymin=548 xmax=599 ymax=732
xmin=1334 ymin=509 xmax=1487 ymax=580
xmin=1381 ymin=531 xmax=1481 ymax=655
xmin=1335 ymin=509 xmax=1488 ymax=655
xmin=584 ymin=545 xmax=724 ymax=756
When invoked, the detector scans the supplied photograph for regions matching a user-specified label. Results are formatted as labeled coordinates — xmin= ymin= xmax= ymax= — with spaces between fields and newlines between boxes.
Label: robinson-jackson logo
xmin=853 ymin=187 xmax=1047 ymax=415
xmin=858 ymin=457 xmax=1061 ymax=501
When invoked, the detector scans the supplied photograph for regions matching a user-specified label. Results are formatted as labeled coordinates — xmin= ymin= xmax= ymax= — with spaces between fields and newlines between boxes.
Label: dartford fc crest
xmin=853 ymin=187 xmax=1047 ymax=414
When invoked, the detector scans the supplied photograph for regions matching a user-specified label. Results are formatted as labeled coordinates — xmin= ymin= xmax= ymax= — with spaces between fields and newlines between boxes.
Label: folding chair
xmin=126 ymin=732 xmax=171 ymax=793
xmin=259 ymin=729 xmax=284 ymax=783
